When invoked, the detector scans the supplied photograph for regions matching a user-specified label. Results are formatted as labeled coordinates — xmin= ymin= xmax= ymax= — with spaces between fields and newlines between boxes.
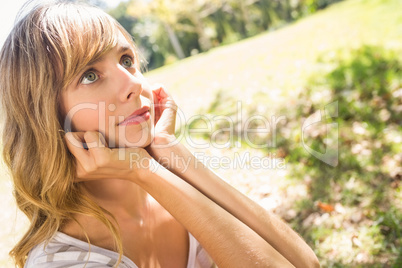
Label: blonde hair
xmin=0 ymin=1 xmax=139 ymax=267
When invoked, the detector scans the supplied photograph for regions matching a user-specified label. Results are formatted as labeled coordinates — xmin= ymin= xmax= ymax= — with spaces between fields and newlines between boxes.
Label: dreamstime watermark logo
xmin=63 ymin=100 xmax=339 ymax=167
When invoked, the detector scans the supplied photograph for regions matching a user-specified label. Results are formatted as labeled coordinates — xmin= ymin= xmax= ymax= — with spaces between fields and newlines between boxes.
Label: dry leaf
xmin=317 ymin=201 xmax=335 ymax=213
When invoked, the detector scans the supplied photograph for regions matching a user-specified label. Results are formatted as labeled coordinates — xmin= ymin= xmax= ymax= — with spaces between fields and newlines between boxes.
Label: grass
xmin=1 ymin=0 xmax=401 ymax=266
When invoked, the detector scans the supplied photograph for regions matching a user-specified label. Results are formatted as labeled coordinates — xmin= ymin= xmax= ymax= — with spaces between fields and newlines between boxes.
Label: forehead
xmin=116 ymin=31 xmax=134 ymax=50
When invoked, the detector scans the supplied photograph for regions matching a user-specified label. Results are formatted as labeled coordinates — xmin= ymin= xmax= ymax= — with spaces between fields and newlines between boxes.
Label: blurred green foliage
xmin=107 ymin=0 xmax=343 ymax=70
xmin=189 ymin=45 xmax=402 ymax=266
xmin=286 ymin=46 xmax=401 ymax=266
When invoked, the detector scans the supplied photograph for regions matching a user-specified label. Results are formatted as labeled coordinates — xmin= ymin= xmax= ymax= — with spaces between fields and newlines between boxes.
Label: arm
xmin=137 ymin=158 xmax=295 ymax=267
xmin=147 ymin=87 xmax=320 ymax=268
xmin=148 ymin=139 xmax=320 ymax=268
xmin=65 ymin=131 xmax=294 ymax=267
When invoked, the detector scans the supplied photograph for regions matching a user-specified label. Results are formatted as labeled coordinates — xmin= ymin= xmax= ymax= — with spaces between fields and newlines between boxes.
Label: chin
xmin=111 ymin=120 xmax=154 ymax=148
xmin=135 ymin=134 xmax=153 ymax=148
xmin=120 ymin=129 xmax=154 ymax=148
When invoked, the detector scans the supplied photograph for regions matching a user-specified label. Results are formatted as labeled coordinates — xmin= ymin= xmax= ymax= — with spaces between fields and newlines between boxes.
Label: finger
xmin=151 ymin=83 xmax=165 ymax=94
xmin=155 ymin=103 xmax=177 ymax=135
xmin=158 ymin=88 xmax=177 ymax=113
xmin=152 ymin=86 xmax=176 ymax=109
xmin=83 ymin=131 xmax=113 ymax=169
xmin=151 ymin=86 xmax=178 ymax=134
xmin=74 ymin=161 xmax=89 ymax=182
xmin=65 ymin=131 xmax=85 ymax=147
xmin=152 ymin=90 xmax=160 ymax=110
xmin=152 ymin=91 xmax=162 ymax=124
xmin=65 ymin=132 xmax=94 ymax=181
xmin=83 ymin=131 xmax=107 ymax=149
xmin=158 ymin=87 xmax=177 ymax=111
xmin=153 ymin=85 xmax=175 ymax=107
xmin=65 ymin=132 xmax=85 ymax=151
xmin=152 ymin=85 xmax=168 ymax=125
xmin=153 ymin=86 xmax=172 ymax=101
xmin=65 ymin=132 xmax=90 ymax=160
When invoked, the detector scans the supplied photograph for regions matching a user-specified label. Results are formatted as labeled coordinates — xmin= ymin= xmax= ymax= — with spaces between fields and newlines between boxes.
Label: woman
xmin=0 ymin=1 xmax=320 ymax=267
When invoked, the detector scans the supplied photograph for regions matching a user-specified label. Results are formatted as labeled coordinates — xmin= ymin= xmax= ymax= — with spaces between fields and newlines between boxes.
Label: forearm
xmin=150 ymin=142 xmax=319 ymax=268
xmin=136 ymin=163 xmax=294 ymax=267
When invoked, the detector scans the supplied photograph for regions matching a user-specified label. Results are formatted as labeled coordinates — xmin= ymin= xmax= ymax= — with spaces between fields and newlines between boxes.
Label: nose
xmin=115 ymin=65 xmax=143 ymax=103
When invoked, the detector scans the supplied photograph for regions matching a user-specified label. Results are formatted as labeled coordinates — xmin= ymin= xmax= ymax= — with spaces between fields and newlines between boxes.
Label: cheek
xmin=140 ymin=83 xmax=152 ymax=101
xmin=65 ymin=108 xmax=102 ymax=132
xmin=60 ymin=91 xmax=104 ymax=132
xmin=142 ymin=89 xmax=152 ymax=101
xmin=135 ymin=72 xmax=152 ymax=99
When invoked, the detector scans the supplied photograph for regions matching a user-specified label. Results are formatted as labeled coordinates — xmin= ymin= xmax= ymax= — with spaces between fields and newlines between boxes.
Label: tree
xmin=127 ymin=0 xmax=185 ymax=59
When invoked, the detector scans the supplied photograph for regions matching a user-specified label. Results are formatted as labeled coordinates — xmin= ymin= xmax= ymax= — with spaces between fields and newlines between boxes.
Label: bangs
xmin=41 ymin=3 xmax=134 ymax=89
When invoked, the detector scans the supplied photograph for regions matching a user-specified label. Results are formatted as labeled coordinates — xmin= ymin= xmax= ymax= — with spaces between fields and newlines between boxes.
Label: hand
xmin=151 ymin=85 xmax=178 ymax=145
xmin=146 ymin=85 xmax=182 ymax=169
xmin=65 ymin=131 xmax=155 ymax=183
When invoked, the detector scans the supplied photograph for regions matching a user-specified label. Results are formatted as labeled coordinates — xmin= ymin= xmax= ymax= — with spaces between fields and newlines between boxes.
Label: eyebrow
xmin=117 ymin=45 xmax=133 ymax=56
xmin=87 ymin=45 xmax=134 ymax=66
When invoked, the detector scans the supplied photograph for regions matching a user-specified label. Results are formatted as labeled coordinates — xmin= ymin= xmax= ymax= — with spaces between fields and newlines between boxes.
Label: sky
xmin=0 ymin=0 xmax=126 ymax=50
xmin=0 ymin=0 xmax=26 ymax=49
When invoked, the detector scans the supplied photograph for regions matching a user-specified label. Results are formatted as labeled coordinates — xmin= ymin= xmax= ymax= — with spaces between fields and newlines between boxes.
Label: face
xmin=60 ymin=32 xmax=154 ymax=148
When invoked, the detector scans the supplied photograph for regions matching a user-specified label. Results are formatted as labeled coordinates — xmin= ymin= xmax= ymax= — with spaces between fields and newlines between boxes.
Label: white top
xmin=25 ymin=232 xmax=215 ymax=268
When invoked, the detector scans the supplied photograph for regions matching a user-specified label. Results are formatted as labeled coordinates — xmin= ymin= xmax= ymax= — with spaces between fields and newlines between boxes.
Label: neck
xmin=83 ymin=178 xmax=150 ymax=220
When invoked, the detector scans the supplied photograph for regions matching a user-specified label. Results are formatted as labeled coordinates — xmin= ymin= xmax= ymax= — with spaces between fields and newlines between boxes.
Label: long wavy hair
xmin=0 ymin=1 xmax=139 ymax=267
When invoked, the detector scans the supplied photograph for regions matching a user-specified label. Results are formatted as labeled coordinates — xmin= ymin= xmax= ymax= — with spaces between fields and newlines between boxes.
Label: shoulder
xmin=25 ymin=232 xmax=136 ymax=268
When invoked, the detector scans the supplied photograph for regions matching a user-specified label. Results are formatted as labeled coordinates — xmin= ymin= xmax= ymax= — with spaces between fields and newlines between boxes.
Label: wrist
xmin=152 ymin=133 xmax=177 ymax=147
xmin=156 ymin=143 xmax=204 ymax=178
xmin=147 ymin=133 xmax=179 ymax=158
xmin=147 ymin=138 xmax=189 ymax=170
xmin=129 ymin=157 xmax=158 ymax=184
xmin=125 ymin=148 xmax=159 ymax=184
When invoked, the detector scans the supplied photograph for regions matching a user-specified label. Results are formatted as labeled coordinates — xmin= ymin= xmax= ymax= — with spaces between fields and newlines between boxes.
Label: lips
xmin=119 ymin=106 xmax=150 ymax=126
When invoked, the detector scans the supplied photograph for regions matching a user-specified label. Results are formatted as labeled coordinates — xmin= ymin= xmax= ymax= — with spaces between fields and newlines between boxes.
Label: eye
xmin=121 ymin=55 xmax=134 ymax=68
xmin=81 ymin=71 xmax=99 ymax=85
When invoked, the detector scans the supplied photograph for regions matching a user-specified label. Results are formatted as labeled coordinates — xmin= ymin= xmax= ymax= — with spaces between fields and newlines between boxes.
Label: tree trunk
xmin=188 ymin=13 xmax=212 ymax=52
xmin=163 ymin=22 xmax=185 ymax=59
xmin=239 ymin=0 xmax=250 ymax=38
xmin=283 ymin=0 xmax=293 ymax=21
